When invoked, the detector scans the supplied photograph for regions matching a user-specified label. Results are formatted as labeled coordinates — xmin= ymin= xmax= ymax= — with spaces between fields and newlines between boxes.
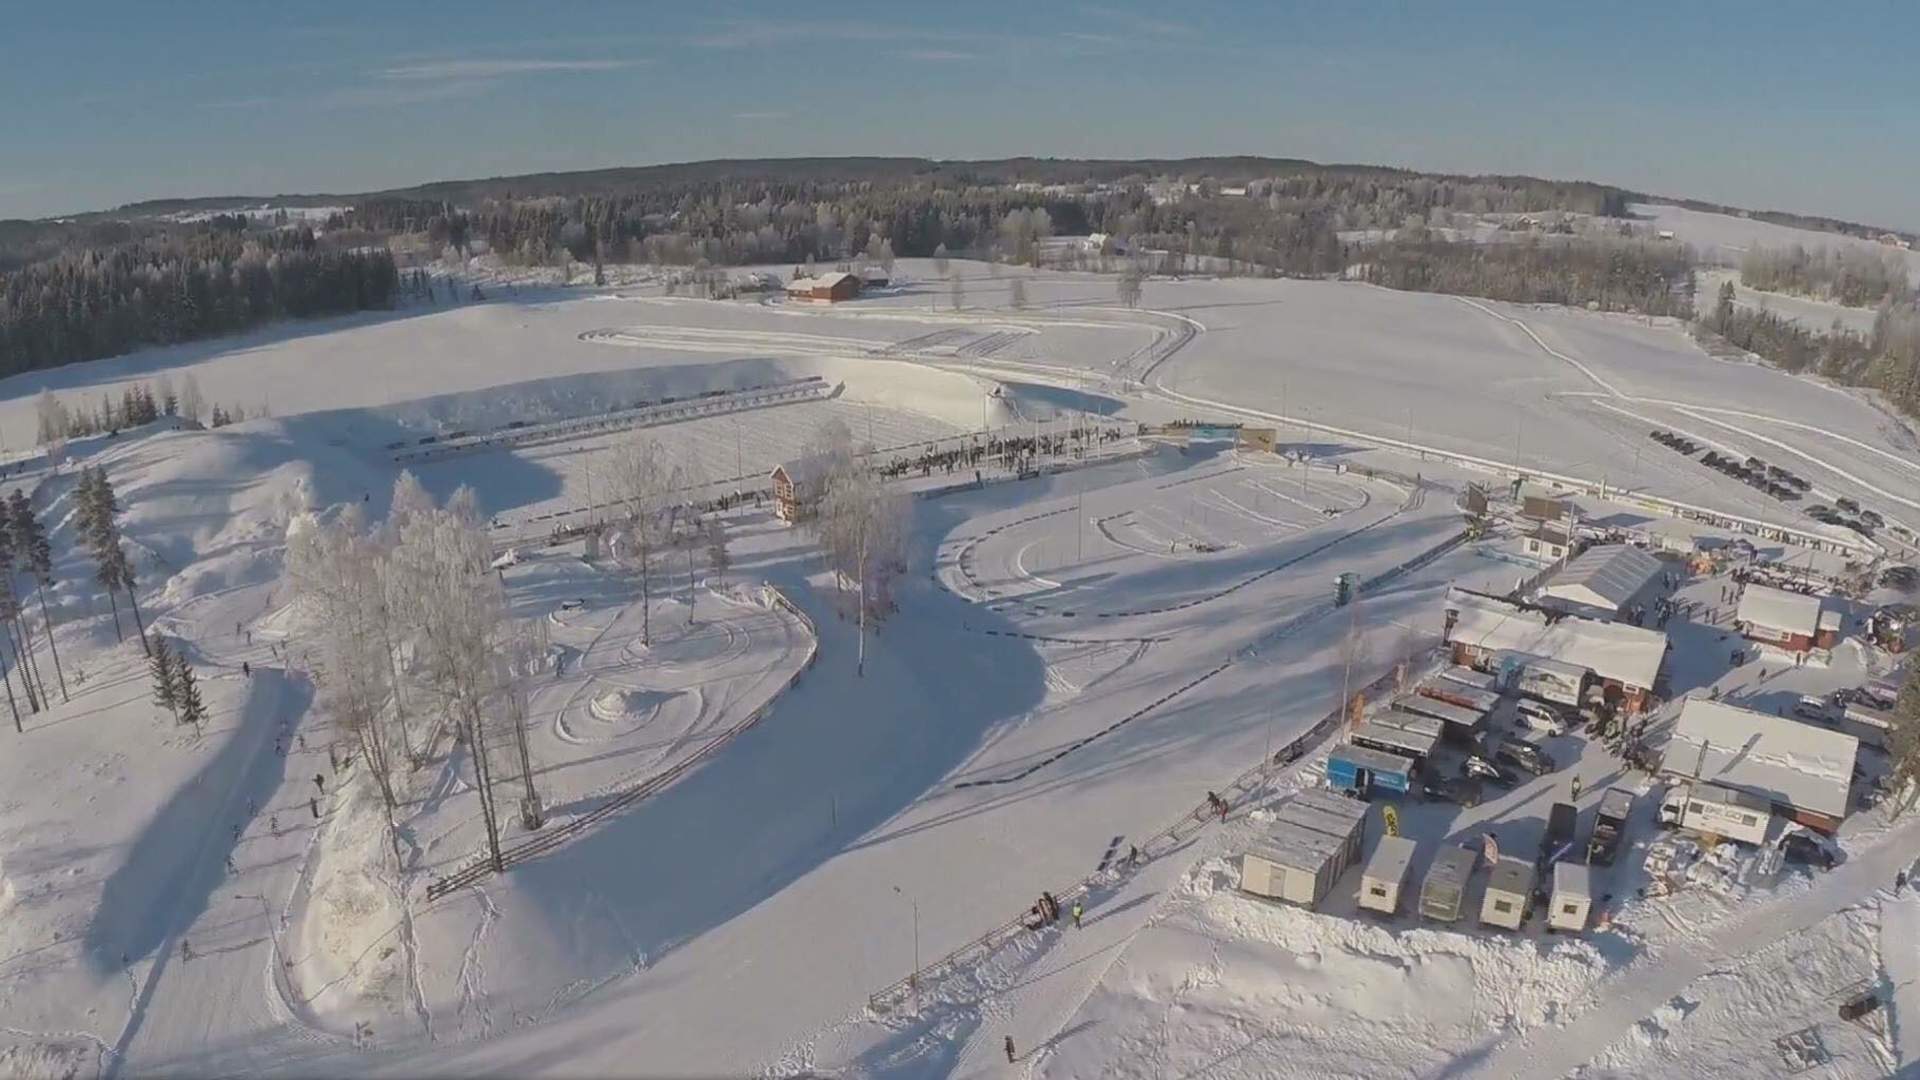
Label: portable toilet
xmin=1419 ymin=846 xmax=1479 ymax=922
xmin=1358 ymin=834 xmax=1418 ymax=916
xmin=1549 ymin=861 xmax=1593 ymax=932
xmin=1479 ymin=857 xmax=1535 ymax=930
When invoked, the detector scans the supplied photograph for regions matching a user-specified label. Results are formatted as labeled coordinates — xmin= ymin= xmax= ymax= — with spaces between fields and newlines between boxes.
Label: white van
xmin=1515 ymin=699 xmax=1568 ymax=736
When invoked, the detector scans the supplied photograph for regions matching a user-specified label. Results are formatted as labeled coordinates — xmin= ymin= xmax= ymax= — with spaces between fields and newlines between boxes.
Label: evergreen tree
xmin=150 ymin=635 xmax=179 ymax=721
xmin=172 ymin=649 xmax=205 ymax=730
xmin=10 ymin=490 xmax=67 ymax=702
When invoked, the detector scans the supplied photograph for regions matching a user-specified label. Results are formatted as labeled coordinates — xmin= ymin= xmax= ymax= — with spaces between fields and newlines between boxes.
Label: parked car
xmin=1460 ymin=754 xmax=1519 ymax=788
xmin=1514 ymin=700 xmax=1569 ymax=736
xmin=1779 ymin=831 xmax=1837 ymax=871
xmin=1792 ymin=695 xmax=1835 ymax=723
xmin=1494 ymin=738 xmax=1556 ymax=776
xmin=1422 ymin=774 xmax=1484 ymax=807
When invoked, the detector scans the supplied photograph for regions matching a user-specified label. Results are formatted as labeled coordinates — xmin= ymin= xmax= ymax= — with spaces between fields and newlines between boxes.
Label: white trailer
xmin=1549 ymin=861 xmax=1592 ymax=932
xmin=1479 ymin=857 xmax=1535 ymax=930
xmin=1358 ymin=834 xmax=1418 ymax=916
xmin=1658 ymin=782 xmax=1774 ymax=846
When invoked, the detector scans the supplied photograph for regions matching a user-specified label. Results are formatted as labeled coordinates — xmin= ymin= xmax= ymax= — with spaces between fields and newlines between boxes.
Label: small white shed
xmin=1479 ymin=857 xmax=1535 ymax=930
xmin=1358 ymin=834 xmax=1418 ymax=916
xmin=1549 ymin=861 xmax=1592 ymax=932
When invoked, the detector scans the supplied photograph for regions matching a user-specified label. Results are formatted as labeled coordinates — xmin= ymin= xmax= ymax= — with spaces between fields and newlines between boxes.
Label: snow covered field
xmin=1 ymin=251 xmax=1917 ymax=1078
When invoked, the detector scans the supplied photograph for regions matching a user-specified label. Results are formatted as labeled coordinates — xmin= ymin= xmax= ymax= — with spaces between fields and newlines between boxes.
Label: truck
xmin=1541 ymin=802 xmax=1578 ymax=866
xmin=1586 ymin=788 xmax=1634 ymax=866
xmin=1325 ymin=745 xmax=1414 ymax=799
xmin=1658 ymin=782 xmax=1773 ymax=846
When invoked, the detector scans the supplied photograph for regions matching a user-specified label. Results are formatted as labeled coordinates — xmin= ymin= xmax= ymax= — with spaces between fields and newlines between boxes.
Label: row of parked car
xmin=1700 ymin=451 xmax=1806 ymax=501
xmin=1807 ymin=495 xmax=1885 ymax=536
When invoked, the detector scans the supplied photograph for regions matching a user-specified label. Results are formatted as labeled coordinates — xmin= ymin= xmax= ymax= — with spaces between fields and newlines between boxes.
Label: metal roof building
xmin=1444 ymin=589 xmax=1668 ymax=710
xmin=1536 ymin=544 xmax=1664 ymax=620
xmin=1662 ymin=697 xmax=1859 ymax=830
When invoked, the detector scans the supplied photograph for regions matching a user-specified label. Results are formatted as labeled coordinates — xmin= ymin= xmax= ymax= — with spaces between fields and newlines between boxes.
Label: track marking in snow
xmin=1453 ymin=296 xmax=1625 ymax=397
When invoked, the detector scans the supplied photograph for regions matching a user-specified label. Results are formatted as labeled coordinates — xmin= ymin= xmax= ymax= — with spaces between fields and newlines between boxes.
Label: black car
xmin=1494 ymin=739 xmax=1556 ymax=776
xmin=1459 ymin=754 xmax=1518 ymax=788
xmin=1421 ymin=774 xmax=1484 ymax=807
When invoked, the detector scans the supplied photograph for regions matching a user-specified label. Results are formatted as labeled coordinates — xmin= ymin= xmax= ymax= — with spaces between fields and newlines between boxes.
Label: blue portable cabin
xmin=1326 ymin=744 xmax=1415 ymax=798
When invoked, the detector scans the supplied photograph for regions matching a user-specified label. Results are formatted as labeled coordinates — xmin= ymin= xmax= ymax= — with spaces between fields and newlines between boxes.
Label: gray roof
xmin=1665 ymin=697 xmax=1858 ymax=819
xmin=1737 ymin=584 xmax=1823 ymax=636
xmin=1484 ymin=856 xmax=1536 ymax=897
xmin=1363 ymin=834 xmax=1417 ymax=883
xmin=1539 ymin=544 xmax=1664 ymax=613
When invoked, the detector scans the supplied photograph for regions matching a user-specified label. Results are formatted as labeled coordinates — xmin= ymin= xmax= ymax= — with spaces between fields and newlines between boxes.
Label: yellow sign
xmin=1383 ymin=805 xmax=1400 ymax=838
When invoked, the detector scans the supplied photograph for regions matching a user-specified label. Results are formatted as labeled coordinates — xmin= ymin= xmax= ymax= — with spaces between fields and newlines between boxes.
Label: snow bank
xmin=1042 ymin=856 xmax=1618 ymax=1079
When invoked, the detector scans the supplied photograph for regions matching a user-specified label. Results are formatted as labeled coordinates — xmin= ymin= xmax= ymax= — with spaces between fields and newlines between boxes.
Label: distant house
xmin=859 ymin=266 xmax=890 ymax=288
xmin=1735 ymin=583 xmax=1835 ymax=653
xmin=771 ymin=456 xmax=834 ymax=522
xmin=785 ymin=271 xmax=861 ymax=303
xmin=1662 ymin=697 xmax=1858 ymax=833
xmin=1521 ymin=521 xmax=1576 ymax=563
xmin=1535 ymin=544 xmax=1665 ymax=622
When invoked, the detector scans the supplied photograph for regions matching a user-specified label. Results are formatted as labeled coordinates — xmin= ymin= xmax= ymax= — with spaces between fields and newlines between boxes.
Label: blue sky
xmin=3 ymin=1 xmax=1916 ymax=227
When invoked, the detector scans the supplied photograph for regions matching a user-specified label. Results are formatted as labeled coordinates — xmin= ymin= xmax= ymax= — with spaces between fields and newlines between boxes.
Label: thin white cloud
xmin=196 ymin=95 xmax=279 ymax=111
xmin=1077 ymin=4 xmax=1197 ymax=38
xmin=379 ymin=58 xmax=636 ymax=80
xmin=322 ymin=79 xmax=495 ymax=108
xmin=905 ymin=49 xmax=977 ymax=63
xmin=694 ymin=18 xmax=959 ymax=49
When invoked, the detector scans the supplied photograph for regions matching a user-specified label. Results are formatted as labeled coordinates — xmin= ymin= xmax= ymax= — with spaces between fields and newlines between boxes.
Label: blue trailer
xmin=1326 ymin=745 xmax=1414 ymax=798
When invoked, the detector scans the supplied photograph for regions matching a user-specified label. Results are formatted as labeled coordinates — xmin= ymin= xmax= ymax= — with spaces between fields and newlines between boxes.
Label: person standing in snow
xmin=270 ymin=815 xmax=279 ymax=837
xmin=1570 ymin=775 xmax=1583 ymax=801
xmin=1072 ymin=901 xmax=1083 ymax=929
xmin=1899 ymin=870 xmax=1909 ymax=895
xmin=309 ymin=797 xmax=319 ymax=819
xmin=181 ymin=940 xmax=193 ymax=962
xmin=1004 ymin=1036 xmax=1016 ymax=1063
xmin=314 ymin=773 xmax=326 ymax=794
xmin=242 ymin=661 xmax=250 ymax=678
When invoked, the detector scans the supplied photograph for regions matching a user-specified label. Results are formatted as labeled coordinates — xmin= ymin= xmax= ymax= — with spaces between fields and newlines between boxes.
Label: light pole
xmin=892 ymin=885 xmax=920 ymax=1015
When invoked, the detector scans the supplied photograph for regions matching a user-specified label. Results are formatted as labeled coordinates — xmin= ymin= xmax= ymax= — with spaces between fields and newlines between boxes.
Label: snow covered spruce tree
xmin=76 ymin=467 xmax=147 ymax=653
xmin=704 ymin=517 xmax=730 ymax=590
xmin=804 ymin=428 xmax=909 ymax=677
xmin=609 ymin=437 xmax=682 ymax=646
xmin=9 ymin=490 xmax=66 ymax=702
xmin=149 ymin=635 xmax=180 ymax=723
xmin=172 ymin=649 xmax=205 ymax=732
xmin=0 ymin=520 xmax=42 ymax=713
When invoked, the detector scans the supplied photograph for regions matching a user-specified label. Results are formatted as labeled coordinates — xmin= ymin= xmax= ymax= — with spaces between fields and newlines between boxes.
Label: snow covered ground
xmin=0 ymin=253 xmax=1916 ymax=1078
